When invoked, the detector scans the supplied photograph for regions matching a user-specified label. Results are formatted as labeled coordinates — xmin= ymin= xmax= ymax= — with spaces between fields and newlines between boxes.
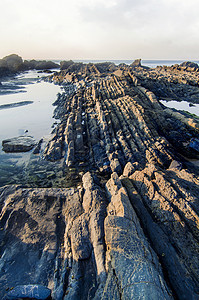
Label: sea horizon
xmin=50 ymin=59 xmax=199 ymax=69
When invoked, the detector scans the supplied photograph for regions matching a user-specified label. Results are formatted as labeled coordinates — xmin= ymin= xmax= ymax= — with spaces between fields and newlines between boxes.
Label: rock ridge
xmin=0 ymin=60 xmax=199 ymax=299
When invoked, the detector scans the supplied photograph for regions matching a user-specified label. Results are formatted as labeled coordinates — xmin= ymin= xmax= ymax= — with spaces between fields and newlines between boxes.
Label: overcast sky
xmin=0 ymin=0 xmax=199 ymax=60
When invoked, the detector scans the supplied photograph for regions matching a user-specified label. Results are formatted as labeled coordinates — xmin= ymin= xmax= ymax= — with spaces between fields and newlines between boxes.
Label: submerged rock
xmin=0 ymin=101 xmax=33 ymax=110
xmin=2 ymin=136 xmax=36 ymax=152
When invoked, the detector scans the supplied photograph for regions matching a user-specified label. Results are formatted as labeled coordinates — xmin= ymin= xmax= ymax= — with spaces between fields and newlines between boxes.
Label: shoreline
xmin=0 ymin=59 xmax=199 ymax=299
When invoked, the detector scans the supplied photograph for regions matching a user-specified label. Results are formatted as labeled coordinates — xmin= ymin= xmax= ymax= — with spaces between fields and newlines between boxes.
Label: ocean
xmin=53 ymin=59 xmax=199 ymax=69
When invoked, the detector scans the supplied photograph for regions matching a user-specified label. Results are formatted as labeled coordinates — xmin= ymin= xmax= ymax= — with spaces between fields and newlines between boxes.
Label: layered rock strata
xmin=0 ymin=61 xmax=199 ymax=299
xmin=45 ymin=62 xmax=199 ymax=170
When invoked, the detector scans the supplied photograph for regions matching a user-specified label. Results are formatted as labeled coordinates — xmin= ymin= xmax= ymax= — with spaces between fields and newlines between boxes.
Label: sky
xmin=0 ymin=0 xmax=199 ymax=60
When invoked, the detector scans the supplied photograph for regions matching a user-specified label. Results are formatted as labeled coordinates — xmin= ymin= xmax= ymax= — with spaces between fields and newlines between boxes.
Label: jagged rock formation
xmin=23 ymin=59 xmax=59 ymax=71
xmin=132 ymin=61 xmax=199 ymax=103
xmin=60 ymin=60 xmax=75 ymax=71
xmin=45 ymin=61 xmax=199 ymax=169
xmin=0 ymin=54 xmax=59 ymax=78
xmin=0 ymin=60 xmax=199 ymax=299
xmin=0 ymin=54 xmax=24 ymax=77
xmin=130 ymin=58 xmax=142 ymax=68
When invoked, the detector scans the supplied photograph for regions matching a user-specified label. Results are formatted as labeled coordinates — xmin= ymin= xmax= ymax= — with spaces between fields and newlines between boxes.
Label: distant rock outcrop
xmin=180 ymin=61 xmax=199 ymax=69
xmin=0 ymin=54 xmax=24 ymax=76
xmin=60 ymin=60 xmax=74 ymax=70
xmin=0 ymin=54 xmax=60 ymax=77
xmin=23 ymin=59 xmax=59 ymax=70
xmin=130 ymin=58 xmax=142 ymax=67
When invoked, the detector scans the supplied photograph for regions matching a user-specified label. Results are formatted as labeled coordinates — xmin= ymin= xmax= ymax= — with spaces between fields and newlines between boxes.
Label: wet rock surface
xmin=2 ymin=136 xmax=36 ymax=152
xmin=0 ymin=101 xmax=33 ymax=110
xmin=5 ymin=284 xmax=51 ymax=300
xmin=0 ymin=60 xmax=199 ymax=299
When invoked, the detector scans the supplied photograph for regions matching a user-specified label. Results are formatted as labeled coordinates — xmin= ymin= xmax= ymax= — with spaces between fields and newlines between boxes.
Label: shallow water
xmin=160 ymin=100 xmax=199 ymax=117
xmin=0 ymin=71 xmax=61 ymax=142
xmin=0 ymin=70 xmax=62 ymax=187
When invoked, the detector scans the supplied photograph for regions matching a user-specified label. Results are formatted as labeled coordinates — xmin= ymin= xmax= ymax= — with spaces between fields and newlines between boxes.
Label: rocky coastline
xmin=0 ymin=59 xmax=199 ymax=299
xmin=0 ymin=54 xmax=60 ymax=79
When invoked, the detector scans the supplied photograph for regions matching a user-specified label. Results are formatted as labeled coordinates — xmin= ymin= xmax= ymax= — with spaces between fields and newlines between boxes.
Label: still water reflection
xmin=160 ymin=100 xmax=199 ymax=117
xmin=0 ymin=71 xmax=61 ymax=142
xmin=0 ymin=70 xmax=62 ymax=187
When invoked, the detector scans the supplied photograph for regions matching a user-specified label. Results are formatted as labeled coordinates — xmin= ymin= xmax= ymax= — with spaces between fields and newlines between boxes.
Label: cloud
xmin=78 ymin=0 xmax=150 ymax=28
xmin=0 ymin=0 xmax=199 ymax=59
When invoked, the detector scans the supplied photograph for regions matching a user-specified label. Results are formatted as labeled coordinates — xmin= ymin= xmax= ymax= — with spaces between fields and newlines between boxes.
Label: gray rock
xmin=130 ymin=58 xmax=142 ymax=67
xmin=33 ymin=138 xmax=43 ymax=154
xmin=0 ymin=54 xmax=23 ymax=75
xmin=60 ymin=60 xmax=74 ymax=70
xmin=0 ymin=101 xmax=33 ymax=110
xmin=0 ymin=59 xmax=199 ymax=300
xmin=5 ymin=284 xmax=51 ymax=300
xmin=2 ymin=136 xmax=36 ymax=152
xmin=123 ymin=161 xmax=138 ymax=177
xmin=169 ymin=160 xmax=182 ymax=170
xmin=104 ymin=173 xmax=173 ymax=299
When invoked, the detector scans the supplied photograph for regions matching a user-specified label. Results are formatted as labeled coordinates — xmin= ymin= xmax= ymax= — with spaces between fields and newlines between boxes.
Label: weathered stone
xmin=60 ymin=60 xmax=74 ymax=70
xmin=169 ymin=159 xmax=182 ymax=170
xmin=5 ymin=284 xmax=51 ymax=300
xmin=0 ymin=54 xmax=23 ymax=74
xmin=0 ymin=54 xmax=59 ymax=77
xmin=33 ymin=138 xmax=43 ymax=154
xmin=123 ymin=161 xmax=138 ymax=177
xmin=104 ymin=173 xmax=173 ymax=299
xmin=2 ymin=136 xmax=36 ymax=152
xmin=130 ymin=58 xmax=142 ymax=67
xmin=0 ymin=59 xmax=199 ymax=300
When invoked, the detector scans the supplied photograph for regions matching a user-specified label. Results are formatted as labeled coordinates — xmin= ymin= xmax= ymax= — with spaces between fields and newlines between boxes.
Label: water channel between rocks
xmin=0 ymin=70 xmax=64 ymax=187
xmin=160 ymin=99 xmax=199 ymax=117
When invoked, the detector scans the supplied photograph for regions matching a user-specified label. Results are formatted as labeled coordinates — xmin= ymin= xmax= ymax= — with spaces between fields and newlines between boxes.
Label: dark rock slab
xmin=5 ymin=284 xmax=51 ymax=300
xmin=2 ymin=136 xmax=36 ymax=152
xmin=0 ymin=101 xmax=33 ymax=110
